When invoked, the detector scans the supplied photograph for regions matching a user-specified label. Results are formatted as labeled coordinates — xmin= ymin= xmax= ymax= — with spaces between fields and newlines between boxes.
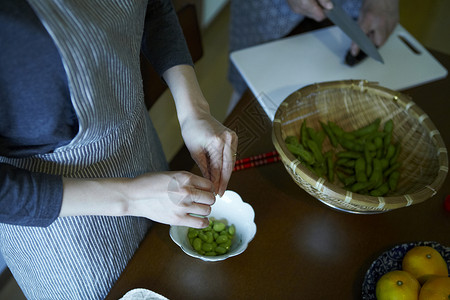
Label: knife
xmin=324 ymin=1 xmax=384 ymax=64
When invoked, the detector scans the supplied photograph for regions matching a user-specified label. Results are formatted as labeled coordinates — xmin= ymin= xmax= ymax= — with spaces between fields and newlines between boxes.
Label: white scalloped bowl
xmin=169 ymin=190 xmax=256 ymax=262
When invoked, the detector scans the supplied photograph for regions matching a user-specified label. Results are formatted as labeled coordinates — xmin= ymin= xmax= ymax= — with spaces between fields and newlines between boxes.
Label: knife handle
xmin=345 ymin=49 xmax=368 ymax=66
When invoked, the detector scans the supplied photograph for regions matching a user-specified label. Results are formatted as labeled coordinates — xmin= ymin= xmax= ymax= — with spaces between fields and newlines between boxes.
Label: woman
xmin=0 ymin=0 xmax=237 ymax=299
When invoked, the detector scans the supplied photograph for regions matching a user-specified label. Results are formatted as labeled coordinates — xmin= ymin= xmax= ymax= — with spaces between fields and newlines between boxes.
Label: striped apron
xmin=0 ymin=0 xmax=168 ymax=299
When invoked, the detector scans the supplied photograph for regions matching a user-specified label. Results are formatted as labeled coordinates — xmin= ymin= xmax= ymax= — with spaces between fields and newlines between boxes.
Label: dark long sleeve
xmin=141 ymin=0 xmax=194 ymax=76
xmin=0 ymin=163 xmax=62 ymax=226
xmin=0 ymin=0 xmax=73 ymax=227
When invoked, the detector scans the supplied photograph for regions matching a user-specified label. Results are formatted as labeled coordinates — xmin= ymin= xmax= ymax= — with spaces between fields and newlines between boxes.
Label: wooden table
xmin=106 ymin=50 xmax=450 ymax=299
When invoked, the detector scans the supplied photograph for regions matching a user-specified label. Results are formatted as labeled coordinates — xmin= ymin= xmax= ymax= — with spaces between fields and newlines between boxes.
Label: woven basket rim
xmin=272 ymin=80 xmax=448 ymax=211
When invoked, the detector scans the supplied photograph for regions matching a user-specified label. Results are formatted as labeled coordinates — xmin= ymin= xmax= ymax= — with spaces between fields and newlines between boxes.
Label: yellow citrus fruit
xmin=418 ymin=276 xmax=450 ymax=300
xmin=402 ymin=246 xmax=449 ymax=284
xmin=376 ymin=270 xmax=421 ymax=300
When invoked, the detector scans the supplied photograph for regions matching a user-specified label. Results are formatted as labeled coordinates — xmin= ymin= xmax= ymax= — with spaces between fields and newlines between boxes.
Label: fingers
xmin=287 ymin=0 xmax=330 ymax=22
xmin=193 ymin=152 xmax=210 ymax=182
xmin=317 ymin=0 xmax=333 ymax=10
xmin=218 ymin=130 xmax=238 ymax=196
xmin=175 ymin=182 xmax=215 ymax=229
xmin=205 ymin=136 xmax=223 ymax=195
xmin=350 ymin=42 xmax=360 ymax=57
xmin=202 ymin=129 xmax=238 ymax=197
xmin=182 ymin=214 xmax=210 ymax=229
xmin=356 ymin=0 xmax=399 ymax=51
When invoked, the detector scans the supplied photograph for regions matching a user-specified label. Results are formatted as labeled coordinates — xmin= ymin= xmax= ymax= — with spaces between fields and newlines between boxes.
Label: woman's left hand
xmin=162 ymin=64 xmax=238 ymax=197
xmin=180 ymin=112 xmax=237 ymax=197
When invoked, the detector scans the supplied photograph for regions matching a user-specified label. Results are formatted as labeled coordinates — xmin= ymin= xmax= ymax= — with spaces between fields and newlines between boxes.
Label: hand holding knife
xmin=323 ymin=0 xmax=384 ymax=64
xmin=287 ymin=0 xmax=399 ymax=65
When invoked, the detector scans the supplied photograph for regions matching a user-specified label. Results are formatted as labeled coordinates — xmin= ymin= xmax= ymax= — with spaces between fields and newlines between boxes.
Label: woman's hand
xmin=286 ymin=0 xmax=333 ymax=22
xmin=162 ymin=65 xmax=238 ymax=197
xmin=123 ymin=171 xmax=215 ymax=228
xmin=61 ymin=171 xmax=216 ymax=228
xmin=180 ymin=111 xmax=237 ymax=197
xmin=350 ymin=0 xmax=399 ymax=56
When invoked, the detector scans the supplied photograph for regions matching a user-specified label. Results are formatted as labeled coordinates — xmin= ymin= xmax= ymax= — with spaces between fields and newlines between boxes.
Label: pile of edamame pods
xmin=285 ymin=118 xmax=401 ymax=197
xmin=188 ymin=218 xmax=236 ymax=256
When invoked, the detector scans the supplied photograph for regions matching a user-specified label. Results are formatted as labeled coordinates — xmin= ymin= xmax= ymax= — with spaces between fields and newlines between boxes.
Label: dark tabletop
xmin=106 ymin=50 xmax=450 ymax=300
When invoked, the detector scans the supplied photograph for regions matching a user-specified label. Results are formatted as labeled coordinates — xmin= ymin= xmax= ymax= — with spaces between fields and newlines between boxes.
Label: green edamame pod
xmin=325 ymin=151 xmax=335 ymax=182
xmin=351 ymin=181 xmax=372 ymax=193
xmin=364 ymin=146 xmax=373 ymax=178
xmin=306 ymin=139 xmax=324 ymax=164
xmin=313 ymin=163 xmax=327 ymax=178
xmin=297 ymin=149 xmax=315 ymax=165
xmin=384 ymin=161 xmax=400 ymax=177
xmin=365 ymin=141 xmax=376 ymax=152
xmin=352 ymin=118 xmax=381 ymax=137
xmin=385 ymin=144 xmax=396 ymax=161
xmin=380 ymin=158 xmax=390 ymax=170
xmin=369 ymin=158 xmax=383 ymax=186
xmin=336 ymin=171 xmax=347 ymax=185
xmin=285 ymin=135 xmax=300 ymax=146
xmin=336 ymin=151 xmax=362 ymax=159
xmin=301 ymin=121 xmax=309 ymax=148
xmin=344 ymin=175 xmax=356 ymax=187
xmin=338 ymin=166 xmax=355 ymax=176
xmin=376 ymin=148 xmax=383 ymax=159
xmin=390 ymin=143 xmax=401 ymax=165
xmin=320 ymin=121 xmax=338 ymax=147
xmin=328 ymin=121 xmax=345 ymax=137
xmin=336 ymin=158 xmax=356 ymax=168
xmin=388 ymin=171 xmax=400 ymax=191
xmin=307 ymin=127 xmax=325 ymax=150
xmin=374 ymin=136 xmax=383 ymax=149
xmin=316 ymin=130 xmax=326 ymax=148
xmin=336 ymin=171 xmax=356 ymax=186
xmin=342 ymin=131 xmax=356 ymax=140
xmin=359 ymin=131 xmax=385 ymax=143
xmin=370 ymin=182 xmax=389 ymax=197
xmin=338 ymin=137 xmax=364 ymax=152
xmin=285 ymin=139 xmax=315 ymax=165
xmin=355 ymin=157 xmax=367 ymax=182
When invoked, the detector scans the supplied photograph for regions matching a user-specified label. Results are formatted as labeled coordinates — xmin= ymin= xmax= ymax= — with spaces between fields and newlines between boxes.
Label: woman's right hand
xmin=124 ymin=171 xmax=215 ymax=228
xmin=61 ymin=171 xmax=216 ymax=228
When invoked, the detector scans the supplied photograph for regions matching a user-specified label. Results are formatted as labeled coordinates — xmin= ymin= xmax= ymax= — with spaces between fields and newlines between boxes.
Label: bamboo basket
xmin=272 ymin=80 xmax=448 ymax=213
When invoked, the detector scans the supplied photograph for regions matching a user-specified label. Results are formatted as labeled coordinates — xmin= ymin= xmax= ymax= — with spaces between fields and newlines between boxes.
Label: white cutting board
xmin=230 ymin=24 xmax=448 ymax=120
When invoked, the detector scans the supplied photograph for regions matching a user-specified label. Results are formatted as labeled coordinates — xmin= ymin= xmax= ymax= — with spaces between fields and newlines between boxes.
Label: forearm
xmin=61 ymin=177 xmax=130 ymax=217
xmin=162 ymin=64 xmax=210 ymax=128
xmin=162 ymin=64 xmax=237 ymax=196
xmin=61 ymin=171 xmax=215 ymax=228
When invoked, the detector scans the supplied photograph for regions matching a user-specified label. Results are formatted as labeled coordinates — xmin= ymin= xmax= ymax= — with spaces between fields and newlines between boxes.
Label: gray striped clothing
xmin=0 ymin=0 xmax=179 ymax=298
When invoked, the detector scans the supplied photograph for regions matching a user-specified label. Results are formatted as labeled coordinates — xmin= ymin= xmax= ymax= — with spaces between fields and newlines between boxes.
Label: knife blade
xmin=324 ymin=1 xmax=384 ymax=64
